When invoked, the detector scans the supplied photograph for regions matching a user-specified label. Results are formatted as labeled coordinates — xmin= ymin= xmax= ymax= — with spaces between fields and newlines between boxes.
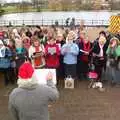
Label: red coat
xmin=45 ymin=43 xmax=60 ymax=68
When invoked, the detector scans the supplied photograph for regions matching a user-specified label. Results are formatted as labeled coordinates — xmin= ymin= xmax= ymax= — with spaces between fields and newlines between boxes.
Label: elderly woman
xmin=106 ymin=37 xmax=120 ymax=86
xmin=78 ymin=34 xmax=92 ymax=79
xmin=61 ymin=31 xmax=79 ymax=79
xmin=29 ymin=39 xmax=45 ymax=69
xmin=92 ymin=36 xmax=108 ymax=81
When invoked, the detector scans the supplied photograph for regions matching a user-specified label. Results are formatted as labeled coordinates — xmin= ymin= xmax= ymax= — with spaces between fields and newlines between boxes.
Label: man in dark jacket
xmin=9 ymin=61 xmax=59 ymax=120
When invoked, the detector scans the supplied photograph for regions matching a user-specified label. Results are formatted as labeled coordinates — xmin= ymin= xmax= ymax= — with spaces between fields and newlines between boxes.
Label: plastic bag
xmin=64 ymin=75 xmax=74 ymax=89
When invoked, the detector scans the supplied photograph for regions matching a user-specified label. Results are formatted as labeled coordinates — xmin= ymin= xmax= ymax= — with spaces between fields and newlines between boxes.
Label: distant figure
xmin=9 ymin=21 xmax=12 ymax=27
xmin=65 ymin=18 xmax=70 ymax=27
xmin=9 ymin=61 xmax=59 ymax=120
xmin=55 ymin=20 xmax=59 ymax=27
xmin=70 ymin=18 xmax=75 ymax=29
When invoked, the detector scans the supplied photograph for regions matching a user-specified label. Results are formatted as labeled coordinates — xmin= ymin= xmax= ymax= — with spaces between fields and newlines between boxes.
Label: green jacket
xmin=106 ymin=45 xmax=120 ymax=57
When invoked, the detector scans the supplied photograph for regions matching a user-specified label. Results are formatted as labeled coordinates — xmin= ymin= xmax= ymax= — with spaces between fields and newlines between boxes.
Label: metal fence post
xmin=4 ymin=20 xmax=5 ymax=26
xmin=92 ymin=20 xmax=93 ymax=26
xmin=51 ymin=20 xmax=53 ymax=25
xmin=32 ymin=20 xmax=34 ymax=26
xmin=23 ymin=20 xmax=24 ymax=26
xmin=0 ymin=19 xmax=109 ymax=27
xmin=13 ymin=20 xmax=15 ymax=26
xmin=62 ymin=19 xmax=63 ymax=26
xmin=42 ymin=19 xmax=43 ymax=26
xmin=102 ymin=20 xmax=104 ymax=26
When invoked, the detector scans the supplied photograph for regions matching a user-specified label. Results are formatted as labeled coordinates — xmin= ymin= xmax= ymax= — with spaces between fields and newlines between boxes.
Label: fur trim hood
xmin=17 ymin=73 xmax=39 ymax=89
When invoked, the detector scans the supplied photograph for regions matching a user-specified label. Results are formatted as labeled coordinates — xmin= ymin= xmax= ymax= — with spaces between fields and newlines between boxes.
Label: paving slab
xmin=0 ymin=77 xmax=120 ymax=120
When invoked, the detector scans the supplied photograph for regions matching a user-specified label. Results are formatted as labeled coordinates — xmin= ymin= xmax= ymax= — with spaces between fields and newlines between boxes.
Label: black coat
xmin=92 ymin=42 xmax=108 ymax=57
xmin=92 ymin=42 xmax=109 ymax=68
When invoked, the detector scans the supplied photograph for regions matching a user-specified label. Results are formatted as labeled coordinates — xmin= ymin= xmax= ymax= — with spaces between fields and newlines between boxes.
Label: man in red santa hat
xmin=9 ymin=59 xmax=59 ymax=120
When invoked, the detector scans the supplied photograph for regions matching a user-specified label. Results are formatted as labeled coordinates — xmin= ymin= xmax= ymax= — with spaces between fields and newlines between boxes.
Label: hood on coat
xmin=17 ymin=73 xmax=39 ymax=89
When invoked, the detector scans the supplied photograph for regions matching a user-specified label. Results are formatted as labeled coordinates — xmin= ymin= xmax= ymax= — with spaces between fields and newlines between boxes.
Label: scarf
xmin=99 ymin=44 xmax=104 ymax=57
xmin=35 ymin=46 xmax=40 ymax=52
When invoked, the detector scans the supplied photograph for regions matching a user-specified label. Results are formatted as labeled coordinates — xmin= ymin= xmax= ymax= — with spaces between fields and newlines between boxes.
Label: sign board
xmin=108 ymin=16 xmax=120 ymax=34
xmin=35 ymin=69 xmax=57 ymax=85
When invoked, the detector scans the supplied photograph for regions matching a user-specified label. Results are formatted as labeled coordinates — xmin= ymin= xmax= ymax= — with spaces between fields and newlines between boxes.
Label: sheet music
xmin=34 ymin=69 xmax=57 ymax=85
xmin=80 ymin=49 xmax=89 ymax=54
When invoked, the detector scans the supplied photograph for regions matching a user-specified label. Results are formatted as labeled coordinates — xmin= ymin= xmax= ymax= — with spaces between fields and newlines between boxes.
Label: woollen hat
xmin=18 ymin=62 xmax=34 ymax=79
xmin=110 ymin=37 xmax=119 ymax=42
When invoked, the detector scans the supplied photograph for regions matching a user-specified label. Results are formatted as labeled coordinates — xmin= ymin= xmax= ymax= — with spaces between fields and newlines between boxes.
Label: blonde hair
xmin=98 ymin=36 xmax=106 ymax=44
xmin=110 ymin=37 xmax=120 ymax=46
xmin=67 ymin=31 xmax=76 ymax=41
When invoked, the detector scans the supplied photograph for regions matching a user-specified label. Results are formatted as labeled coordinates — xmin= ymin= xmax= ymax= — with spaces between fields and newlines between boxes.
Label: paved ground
xmin=1 ymin=77 xmax=120 ymax=120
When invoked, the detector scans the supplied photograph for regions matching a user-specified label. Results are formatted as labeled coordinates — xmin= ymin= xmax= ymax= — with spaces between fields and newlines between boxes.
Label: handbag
xmin=65 ymin=75 xmax=74 ymax=89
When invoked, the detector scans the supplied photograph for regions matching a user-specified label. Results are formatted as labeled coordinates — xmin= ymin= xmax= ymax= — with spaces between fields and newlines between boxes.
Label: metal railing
xmin=0 ymin=19 xmax=109 ymax=26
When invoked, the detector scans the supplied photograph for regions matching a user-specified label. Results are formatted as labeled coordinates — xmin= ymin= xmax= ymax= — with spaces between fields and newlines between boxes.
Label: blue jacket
xmin=0 ymin=47 xmax=12 ymax=69
xmin=61 ymin=42 xmax=79 ymax=64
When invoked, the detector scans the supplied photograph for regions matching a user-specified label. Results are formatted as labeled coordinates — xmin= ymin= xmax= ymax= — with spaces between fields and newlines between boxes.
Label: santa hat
xmin=17 ymin=62 xmax=38 ymax=88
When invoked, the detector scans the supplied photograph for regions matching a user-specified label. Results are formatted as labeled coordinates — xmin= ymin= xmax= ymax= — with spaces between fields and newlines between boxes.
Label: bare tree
xmin=0 ymin=0 xmax=5 ymax=15
xmin=31 ymin=0 xmax=46 ymax=11
xmin=18 ymin=0 xmax=30 ymax=12
xmin=109 ymin=0 xmax=120 ymax=10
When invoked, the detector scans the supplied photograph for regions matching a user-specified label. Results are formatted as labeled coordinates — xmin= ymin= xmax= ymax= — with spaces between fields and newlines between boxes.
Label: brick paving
xmin=0 ymin=78 xmax=120 ymax=120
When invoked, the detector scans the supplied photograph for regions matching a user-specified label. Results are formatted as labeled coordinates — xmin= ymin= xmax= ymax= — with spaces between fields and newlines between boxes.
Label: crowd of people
xmin=0 ymin=25 xmax=120 ymax=87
